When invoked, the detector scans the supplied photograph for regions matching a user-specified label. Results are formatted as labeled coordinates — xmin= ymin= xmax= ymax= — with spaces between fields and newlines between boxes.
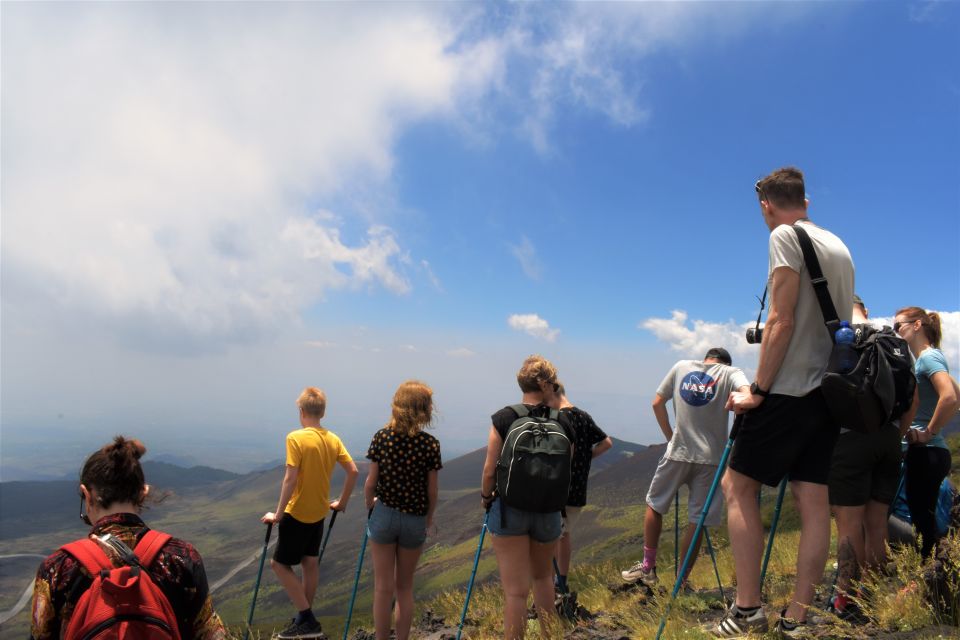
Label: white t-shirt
xmin=657 ymin=360 xmax=750 ymax=465
xmin=767 ymin=221 xmax=855 ymax=397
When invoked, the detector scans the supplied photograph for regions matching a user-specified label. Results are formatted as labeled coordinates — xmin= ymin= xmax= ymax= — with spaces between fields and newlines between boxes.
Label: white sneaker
xmin=620 ymin=561 xmax=657 ymax=587
xmin=711 ymin=604 xmax=768 ymax=638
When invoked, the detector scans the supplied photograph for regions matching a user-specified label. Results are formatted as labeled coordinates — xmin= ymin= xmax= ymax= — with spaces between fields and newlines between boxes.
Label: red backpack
xmin=60 ymin=530 xmax=182 ymax=640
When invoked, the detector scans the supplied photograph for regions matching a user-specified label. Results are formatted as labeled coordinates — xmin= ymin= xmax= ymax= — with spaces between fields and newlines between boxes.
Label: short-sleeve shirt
xmin=284 ymin=426 xmax=354 ymax=523
xmin=912 ymin=348 xmax=950 ymax=450
xmin=657 ymin=360 xmax=750 ymax=465
xmin=767 ymin=221 xmax=855 ymax=397
xmin=366 ymin=427 xmax=442 ymax=515
xmin=560 ymin=406 xmax=608 ymax=507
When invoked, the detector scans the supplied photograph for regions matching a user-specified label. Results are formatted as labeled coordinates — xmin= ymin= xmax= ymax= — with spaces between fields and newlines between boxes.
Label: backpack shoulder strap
xmin=792 ymin=224 xmax=840 ymax=338
xmin=133 ymin=530 xmax=172 ymax=568
xmin=509 ymin=404 xmax=529 ymax=419
xmin=61 ymin=538 xmax=113 ymax=576
xmin=548 ymin=408 xmax=560 ymax=422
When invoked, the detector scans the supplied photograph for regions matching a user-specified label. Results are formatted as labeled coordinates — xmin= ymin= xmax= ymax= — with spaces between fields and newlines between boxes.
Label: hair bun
xmin=108 ymin=435 xmax=147 ymax=460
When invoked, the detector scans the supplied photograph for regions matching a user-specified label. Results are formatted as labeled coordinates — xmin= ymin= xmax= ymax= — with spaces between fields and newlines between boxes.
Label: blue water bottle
xmin=834 ymin=320 xmax=857 ymax=373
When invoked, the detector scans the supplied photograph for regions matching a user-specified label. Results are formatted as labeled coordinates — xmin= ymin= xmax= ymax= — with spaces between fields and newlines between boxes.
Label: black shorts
xmin=828 ymin=424 xmax=902 ymax=506
xmin=729 ymin=388 xmax=838 ymax=487
xmin=273 ymin=513 xmax=325 ymax=566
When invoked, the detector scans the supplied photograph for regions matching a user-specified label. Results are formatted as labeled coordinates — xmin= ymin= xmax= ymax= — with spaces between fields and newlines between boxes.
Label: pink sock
xmin=642 ymin=545 xmax=657 ymax=571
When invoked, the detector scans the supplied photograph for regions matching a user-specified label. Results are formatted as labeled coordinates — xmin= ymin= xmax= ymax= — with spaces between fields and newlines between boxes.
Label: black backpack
xmin=495 ymin=404 xmax=572 ymax=515
xmin=794 ymin=225 xmax=916 ymax=433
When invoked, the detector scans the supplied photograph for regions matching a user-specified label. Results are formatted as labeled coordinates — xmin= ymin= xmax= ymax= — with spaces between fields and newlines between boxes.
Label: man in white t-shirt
xmin=714 ymin=167 xmax=854 ymax=638
xmin=621 ymin=347 xmax=749 ymax=588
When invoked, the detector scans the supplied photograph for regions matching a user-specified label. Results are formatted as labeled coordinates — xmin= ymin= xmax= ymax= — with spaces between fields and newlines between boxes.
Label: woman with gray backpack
xmin=479 ymin=354 xmax=576 ymax=639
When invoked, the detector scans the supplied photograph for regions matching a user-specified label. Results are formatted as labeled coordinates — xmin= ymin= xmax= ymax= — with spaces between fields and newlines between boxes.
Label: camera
xmin=745 ymin=326 xmax=763 ymax=344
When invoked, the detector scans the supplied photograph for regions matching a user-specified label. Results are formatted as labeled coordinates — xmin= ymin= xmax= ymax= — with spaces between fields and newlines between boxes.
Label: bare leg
xmin=556 ymin=529 xmax=572 ymax=576
xmin=833 ymin=505 xmax=865 ymax=597
xmin=270 ymin=560 xmax=309 ymax=611
xmin=863 ymin=500 xmax=890 ymax=570
xmin=530 ymin=538 xmax=560 ymax=637
xmin=679 ymin=522 xmax=704 ymax=581
xmin=394 ymin=544 xmax=424 ymax=640
xmin=644 ymin=505 xmax=664 ymax=551
xmin=722 ymin=468 xmax=763 ymax=608
xmin=371 ymin=542 xmax=397 ymax=640
xmin=786 ymin=481 xmax=831 ymax=622
xmin=492 ymin=535 xmax=533 ymax=639
xmin=301 ymin=555 xmax=319 ymax=607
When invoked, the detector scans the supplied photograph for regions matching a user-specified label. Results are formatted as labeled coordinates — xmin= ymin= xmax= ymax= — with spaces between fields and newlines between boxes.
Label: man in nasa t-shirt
xmin=620 ymin=347 xmax=749 ymax=587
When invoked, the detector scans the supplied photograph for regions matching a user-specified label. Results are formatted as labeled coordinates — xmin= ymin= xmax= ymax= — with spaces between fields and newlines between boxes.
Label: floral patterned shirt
xmin=30 ymin=513 xmax=226 ymax=640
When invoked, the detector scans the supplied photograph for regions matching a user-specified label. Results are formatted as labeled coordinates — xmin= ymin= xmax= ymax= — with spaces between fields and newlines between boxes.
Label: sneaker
xmin=774 ymin=611 xmax=811 ymax=638
xmin=711 ymin=604 xmax=768 ymax=638
xmin=621 ymin=561 xmax=657 ymax=587
xmin=276 ymin=618 xmax=324 ymax=639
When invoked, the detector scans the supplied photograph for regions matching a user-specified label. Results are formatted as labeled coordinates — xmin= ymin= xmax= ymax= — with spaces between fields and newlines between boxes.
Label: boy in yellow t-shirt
xmin=261 ymin=387 xmax=358 ymax=639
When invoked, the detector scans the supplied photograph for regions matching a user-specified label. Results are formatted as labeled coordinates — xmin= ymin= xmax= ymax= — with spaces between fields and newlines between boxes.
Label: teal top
xmin=911 ymin=347 xmax=950 ymax=450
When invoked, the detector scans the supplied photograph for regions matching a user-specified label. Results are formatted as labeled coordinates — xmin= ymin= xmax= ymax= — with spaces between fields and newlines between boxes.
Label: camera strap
xmin=792 ymin=224 xmax=840 ymax=340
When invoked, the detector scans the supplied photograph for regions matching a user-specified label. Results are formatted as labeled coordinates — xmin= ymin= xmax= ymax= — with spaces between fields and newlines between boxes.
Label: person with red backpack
xmin=30 ymin=436 xmax=226 ymax=640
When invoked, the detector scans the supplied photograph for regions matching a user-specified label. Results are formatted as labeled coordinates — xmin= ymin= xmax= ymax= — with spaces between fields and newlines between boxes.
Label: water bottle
xmin=834 ymin=320 xmax=857 ymax=373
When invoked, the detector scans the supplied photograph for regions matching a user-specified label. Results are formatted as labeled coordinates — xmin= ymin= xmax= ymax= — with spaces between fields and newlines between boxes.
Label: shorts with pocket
xmin=729 ymin=388 xmax=839 ymax=487
xmin=274 ymin=513 xmax=325 ymax=566
xmin=487 ymin=498 xmax=562 ymax=543
xmin=367 ymin=501 xmax=427 ymax=549
xmin=828 ymin=423 xmax=902 ymax=506
xmin=645 ymin=457 xmax=724 ymax=527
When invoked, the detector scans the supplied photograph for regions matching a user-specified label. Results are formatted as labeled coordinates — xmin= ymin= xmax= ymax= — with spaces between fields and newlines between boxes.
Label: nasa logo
xmin=679 ymin=371 xmax=718 ymax=407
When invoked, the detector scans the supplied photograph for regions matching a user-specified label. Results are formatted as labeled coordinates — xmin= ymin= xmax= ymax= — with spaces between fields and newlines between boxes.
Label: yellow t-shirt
xmin=284 ymin=426 xmax=353 ymax=523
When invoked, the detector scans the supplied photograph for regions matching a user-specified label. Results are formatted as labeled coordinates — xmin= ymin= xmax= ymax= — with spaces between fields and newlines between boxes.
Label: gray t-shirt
xmin=767 ymin=221 xmax=855 ymax=397
xmin=658 ymin=360 xmax=750 ymax=465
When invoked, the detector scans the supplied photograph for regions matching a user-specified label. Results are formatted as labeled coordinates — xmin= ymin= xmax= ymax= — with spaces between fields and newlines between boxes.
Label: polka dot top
xmin=366 ymin=427 xmax=443 ymax=516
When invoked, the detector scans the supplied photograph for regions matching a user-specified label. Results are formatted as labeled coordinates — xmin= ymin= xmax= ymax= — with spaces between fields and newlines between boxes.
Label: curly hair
xmin=80 ymin=436 xmax=147 ymax=509
xmin=387 ymin=380 xmax=434 ymax=436
xmin=516 ymin=355 xmax=558 ymax=393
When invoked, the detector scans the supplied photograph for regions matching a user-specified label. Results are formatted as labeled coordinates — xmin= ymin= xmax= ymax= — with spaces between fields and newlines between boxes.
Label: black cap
xmin=704 ymin=347 xmax=732 ymax=366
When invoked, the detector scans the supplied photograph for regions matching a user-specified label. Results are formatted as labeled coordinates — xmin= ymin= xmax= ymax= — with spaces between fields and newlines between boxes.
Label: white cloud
xmin=446 ymin=347 xmax=476 ymax=357
xmin=641 ymin=310 xmax=754 ymax=362
xmin=420 ymin=260 xmax=444 ymax=292
xmin=305 ymin=340 xmax=338 ymax=349
xmin=509 ymin=236 xmax=542 ymax=281
xmin=509 ymin=313 xmax=560 ymax=342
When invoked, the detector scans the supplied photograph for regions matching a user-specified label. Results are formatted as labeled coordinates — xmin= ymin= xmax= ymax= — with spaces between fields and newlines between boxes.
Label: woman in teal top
xmin=894 ymin=306 xmax=958 ymax=557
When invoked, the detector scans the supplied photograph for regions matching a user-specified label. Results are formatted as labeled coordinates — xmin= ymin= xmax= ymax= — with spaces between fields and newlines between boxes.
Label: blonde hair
xmin=387 ymin=380 xmax=434 ymax=436
xmin=517 ymin=355 xmax=558 ymax=393
xmin=895 ymin=306 xmax=943 ymax=348
xmin=297 ymin=387 xmax=327 ymax=418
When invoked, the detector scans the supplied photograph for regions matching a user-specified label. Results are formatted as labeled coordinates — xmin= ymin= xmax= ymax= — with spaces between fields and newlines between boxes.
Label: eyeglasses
xmin=79 ymin=491 xmax=92 ymax=526
xmin=893 ymin=320 xmax=916 ymax=333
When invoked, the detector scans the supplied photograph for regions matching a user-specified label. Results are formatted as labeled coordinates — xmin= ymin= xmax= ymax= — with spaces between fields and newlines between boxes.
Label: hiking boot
xmin=774 ymin=610 xmax=812 ymax=638
xmin=621 ymin=561 xmax=657 ymax=587
xmin=710 ymin=604 xmax=768 ymax=638
xmin=276 ymin=618 xmax=324 ymax=639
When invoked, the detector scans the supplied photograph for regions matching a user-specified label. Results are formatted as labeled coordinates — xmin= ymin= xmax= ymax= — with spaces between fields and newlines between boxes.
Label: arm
xmin=364 ymin=462 xmax=379 ymax=510
xmin=480 ymin=425 xmax=501 ymax=508
xmin=262 ymin=465 xmax=299 ymax=523
xmin=592 ymin=436 xmax=613 ymax=459
xmin=912 ymin=371 xmax=959 ymax=444
xmin=728 ymin=266 xmax=798 ymax=413
xmin=331 ymin=459 xmax=359 ymax=511
xmin=652 ymin=393 xmax=673 ymax=441
xmin=899 ymin=386 xmax=920 ymax=438
xmin=426 ymin=469 xmax=439 ymax=529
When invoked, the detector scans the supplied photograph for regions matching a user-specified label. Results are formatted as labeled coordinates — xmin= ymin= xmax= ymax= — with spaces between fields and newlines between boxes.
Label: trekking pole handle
xmin=263 ymin=522 xmax=273 ymax=544
xmin=730 ymin=413 xmax=745 ymax=441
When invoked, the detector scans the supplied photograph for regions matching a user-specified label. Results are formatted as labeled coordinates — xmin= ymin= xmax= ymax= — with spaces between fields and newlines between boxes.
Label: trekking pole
xmin=342 ymin=508 xmax=373 ymax=640
xmin=243 ymin=522 xmax=273 ymax=640
xmin=655 ymin=415 xmax=743 ymax=640
xmin=674 ymin=493 xmax=680 ymax=579
xmin=316 ymin=508 xmax=339 ymax=566
xmin=759 ymin=476 xmax=788 ymax=594
xmin=457 ymin=507 xmax=490 ymax=640
xmin=703 ymin=528 xmax=726 ymax=605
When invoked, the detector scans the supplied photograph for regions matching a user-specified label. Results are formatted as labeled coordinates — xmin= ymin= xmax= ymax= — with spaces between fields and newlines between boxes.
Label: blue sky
xmin=2 ymin=1 xmax=958 ymax=478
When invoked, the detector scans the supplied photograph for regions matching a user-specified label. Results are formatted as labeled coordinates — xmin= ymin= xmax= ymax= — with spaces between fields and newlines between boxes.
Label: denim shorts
xmin=367 ymin=501 xmax=427 ymax=549
xmin=487 ymin=498 xmax=562 ymax=543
